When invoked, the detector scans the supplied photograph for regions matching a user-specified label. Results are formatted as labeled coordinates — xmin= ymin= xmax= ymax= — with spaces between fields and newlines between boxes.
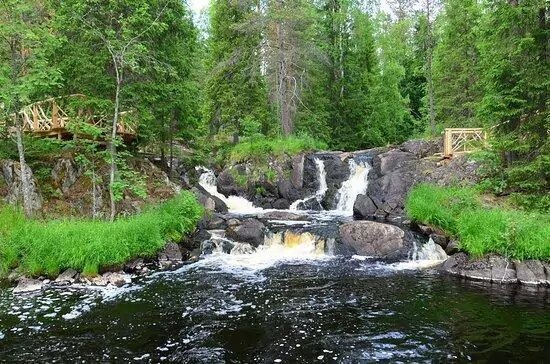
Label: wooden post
xmin=52 ymin=100 xmax=60 ymax=129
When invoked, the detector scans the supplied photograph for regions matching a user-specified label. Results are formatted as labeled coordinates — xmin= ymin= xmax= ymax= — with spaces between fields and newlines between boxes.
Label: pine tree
xmin=433 ymin=0 xmax=481 ymax=129
xmin=476 ymin=0 xmax=549 ymax=205
xmin=204 ymin=0 xmax=272 ymax=139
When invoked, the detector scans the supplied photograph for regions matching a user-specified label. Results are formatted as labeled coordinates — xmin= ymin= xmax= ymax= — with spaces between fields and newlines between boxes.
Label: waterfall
xmin=197 ymin=168 xmax=263 ymax=214
xmin=289 ymin=158 xmax=327 ymax=210
xmin=335 ymin=158 xmax=371 ymax=214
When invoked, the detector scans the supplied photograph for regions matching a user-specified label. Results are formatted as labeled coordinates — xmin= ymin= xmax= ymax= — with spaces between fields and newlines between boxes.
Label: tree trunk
xmin=14 ymin=115 xmax=33 ymax=217
xmin=109 ymin=62 xmax=122 ymax=221
xmin=426 ymin=0 xmax=436 ymax=135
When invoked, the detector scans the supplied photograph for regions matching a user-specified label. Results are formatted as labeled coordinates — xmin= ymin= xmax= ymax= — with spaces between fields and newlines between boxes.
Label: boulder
xmin=158 ymin=242 xmax=183 ymax=268
xmin=198 ymin=214 xmax=227 ymax=230
xmin=230 ymin=242 xmax=254 ymax=255
xmin=193 ymin=185 xmax=228 ymax=213
xmin=200 ymin=238 xmax=234 ymax=255
xmin=55 ymin=268 xmax=79 ymax=284
xmin=399 ymin=139 xmax=440 ymax=158
xmin=440 ymin=254 xmax=517 ymax=283
xmin=339 ymin=221 xmax=406 ymax=258
xmin=272 ymin=198 xmax=291 ymax=210
xmin=353 ymin=194 xmax=378 ymax=218
xmin=1 ymin=160 xmax=43 ymax=212
xmin=515 ymin=260 xmax=548 ymax=285
xmin=124 ymin=258 xmax=145 ymax=273
xmin=260 ymin=211 xmax=309 ymax=221
xmin=225 ymin=218 xmax=266 ymax=247
xmin=13 ymin=278 xmax=43 ymax=293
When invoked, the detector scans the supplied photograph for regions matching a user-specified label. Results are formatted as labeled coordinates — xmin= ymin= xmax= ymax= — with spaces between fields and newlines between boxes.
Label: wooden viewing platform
xmin=3 ymin=95 xmax=137 ymax=143
xmin=443 ymin=128 xmax=486 ymax=158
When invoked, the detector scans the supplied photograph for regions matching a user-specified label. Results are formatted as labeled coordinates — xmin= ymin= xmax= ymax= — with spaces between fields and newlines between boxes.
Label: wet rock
xmin=339 ymin=221 xmax=406 ymax=258
xmin=515 ymin=260 xmax=548 ymax=285
xmin=13 ymin=278 xmax=43 ymax=293
xmin=231 ymin=242 xmax=254 ymax=255
xmin=445 ymin=240 xmax=461 ymax=255
xmin=225 ymin=218 xmax=266 ymax=247
xmin=102 ymin=272 xmax=131 ymax=287
xmin=55 ymin=268 xmax=78 ymax=284
xmin=200 ymin=238 xmax=234 ymax=255
xmin=277 ymin=179 xmax=300 ymax=202
xmin=217 ymin=165 xmax=248 ymax=197
xmin=260 ymin=211 xmax=309 ymax=221
xmin=441 ymin=254 xmax=516 ymax=284
xmin=158 ymin=242 xmax=183 ymax=268
xmin=51 ymin=157 xmax=81 ymax=194
xmin=272 ymin=198 xmax=291 ymax=210
xmin=290 ymin=154 xmax=305 ymax=189
xmin=199 ymin=214 xmax=227 ymax=230
xmin=193 ymin=185 xmax=228 ymax=213
xmin=353 ymin=194 xmax=378 ymax=218
xmin=1 ymin=160 xmax=43 ymax=212
xmin=429 ymin=233 xmax=448 ymax=249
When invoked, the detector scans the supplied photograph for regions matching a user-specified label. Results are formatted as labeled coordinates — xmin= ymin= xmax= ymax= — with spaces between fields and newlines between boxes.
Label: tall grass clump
xmin=0 ymin=192 xmax=203 ymax=277
xmin=406 ymin=184 xmax=550 ymax=260
xmin=229 ymin=135 xmax=327 ymax=164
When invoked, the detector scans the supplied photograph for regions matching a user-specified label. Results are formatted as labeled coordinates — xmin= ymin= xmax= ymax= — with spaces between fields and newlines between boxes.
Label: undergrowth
xmin=0 ymin=192 xmax=203 ymax=277
xmin=406 ymin=184 xmax=550 ymax=260
xmin=228 ymin=135 xmax=327 ymax=164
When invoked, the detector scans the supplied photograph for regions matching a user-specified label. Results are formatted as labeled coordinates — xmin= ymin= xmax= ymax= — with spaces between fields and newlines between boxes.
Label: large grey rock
xmin=339 ymin=221 xmax=406 ymax=258
xmin=225 ymin=218 xmax=266 ymax=247
xmin=515 ymin=260 xmax=548 ymax=285
xmin=290 ymin=154 xmax=305 ymax=189
xmin=13 ymin=278 xmax=43 ymax=293
xmin=399 ymin=139 xmax=441 ymax=158
xmin=441 ymin=254 xmax=517 ymax=284
xmin=51 ymin=157 xmax=81 ymax=194
xmin=353 ymin=194 xmax=378 ymax=218
xmin=193 ymin=185 xmax=228 ymax=213
xmin=1 ymin=160 xmax=43 ymax=212
xmin=260 ymin=211 xmax=309 ymax=221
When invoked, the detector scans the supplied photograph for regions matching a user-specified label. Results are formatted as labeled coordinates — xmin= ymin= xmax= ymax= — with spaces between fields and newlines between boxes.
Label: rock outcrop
xmin=1 ymin=160 xmax=43 ymax=212
xmin=440 ymin=253 xmax=550 ymax=286
xmin=339 ymin=220 xmax=408 ymax=259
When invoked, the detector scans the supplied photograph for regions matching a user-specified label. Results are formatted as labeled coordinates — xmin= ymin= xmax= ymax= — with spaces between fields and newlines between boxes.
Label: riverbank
xmin=0 ymin=192 xmax=203 ymax=280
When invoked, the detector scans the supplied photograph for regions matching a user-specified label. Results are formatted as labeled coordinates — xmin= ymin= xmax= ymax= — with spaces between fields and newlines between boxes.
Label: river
xmin=0 ymin=157 xmax=548 ymax=362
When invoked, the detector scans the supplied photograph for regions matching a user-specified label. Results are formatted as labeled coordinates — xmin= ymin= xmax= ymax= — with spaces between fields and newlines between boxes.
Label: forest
xmin=1 ymin=0 xmax=548 ymax=211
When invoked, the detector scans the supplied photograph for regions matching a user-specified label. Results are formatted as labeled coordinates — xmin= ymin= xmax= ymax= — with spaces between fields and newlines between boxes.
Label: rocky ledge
xmin=440 ymin=253 xmax=550 ymax=286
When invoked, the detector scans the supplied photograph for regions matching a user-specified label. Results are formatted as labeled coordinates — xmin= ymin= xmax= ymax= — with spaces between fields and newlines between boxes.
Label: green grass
xmin=0 ymin=191 xmax=203 ymax=277
xmin=406 ymin=184 xmax=550 ymax=260
xmin=229 ymin=135 xmax=327 ymax=164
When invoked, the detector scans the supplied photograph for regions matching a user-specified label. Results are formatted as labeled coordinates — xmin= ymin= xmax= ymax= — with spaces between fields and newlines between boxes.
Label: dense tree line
xmin=0 ymin=0 xmax=548 ymax=215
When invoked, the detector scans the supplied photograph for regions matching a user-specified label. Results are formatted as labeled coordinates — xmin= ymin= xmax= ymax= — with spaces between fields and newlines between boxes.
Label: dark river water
xmin=0 ymin=254 xmax=549 ymax=363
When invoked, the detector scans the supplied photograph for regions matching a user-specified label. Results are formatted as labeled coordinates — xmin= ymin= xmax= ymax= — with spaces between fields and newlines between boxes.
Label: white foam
xmin=197 ymin=167 xmax=264 ymax=214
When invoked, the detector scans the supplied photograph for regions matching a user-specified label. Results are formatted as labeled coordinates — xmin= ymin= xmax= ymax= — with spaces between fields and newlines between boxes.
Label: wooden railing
xmin=4 ymin=95 xmax=136 ymax=142
xmin=443 ymin=128 xmax=486 ymax=158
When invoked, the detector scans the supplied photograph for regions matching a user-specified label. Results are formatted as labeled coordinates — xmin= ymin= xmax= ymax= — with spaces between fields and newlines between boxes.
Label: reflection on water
xmin=0 ymin=255 xmax=548 ymax=363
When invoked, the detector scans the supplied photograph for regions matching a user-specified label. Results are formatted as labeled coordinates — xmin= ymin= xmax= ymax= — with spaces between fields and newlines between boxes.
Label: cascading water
xmin=197 ymin=167 xmax=263 ymax=214
xmin=335 ymin=158 xmax=372 ymax=214
xmin=289 ymin=158 xmax=327 ymax=210
xmin=390 ymin=238 xmax=448 ymax=270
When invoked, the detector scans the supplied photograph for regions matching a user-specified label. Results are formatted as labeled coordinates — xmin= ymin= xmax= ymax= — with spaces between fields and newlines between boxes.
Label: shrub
xmin=229 ymin=135 xmax=327 ymax=164
xmin=0 ymin=192 xmax=203 ymax=277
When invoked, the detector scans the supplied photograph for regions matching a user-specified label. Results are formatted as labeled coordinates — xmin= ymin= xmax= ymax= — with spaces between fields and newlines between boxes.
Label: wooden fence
xmin=443 ymin=128 xmax=486 ymax=158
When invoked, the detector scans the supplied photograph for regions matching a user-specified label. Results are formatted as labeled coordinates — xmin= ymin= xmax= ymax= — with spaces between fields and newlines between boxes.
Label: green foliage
xmin=0 ymin=192 xmax=203 ymax=277
xmin=406 ymin=184 xmax=550 ymax=260
xmin=228 ymin=135 xmax=327 ymax=164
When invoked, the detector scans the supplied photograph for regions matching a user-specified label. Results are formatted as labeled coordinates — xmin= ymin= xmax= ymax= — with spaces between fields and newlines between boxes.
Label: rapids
xmin=1 ymin=157 xmax=548 ymax=362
